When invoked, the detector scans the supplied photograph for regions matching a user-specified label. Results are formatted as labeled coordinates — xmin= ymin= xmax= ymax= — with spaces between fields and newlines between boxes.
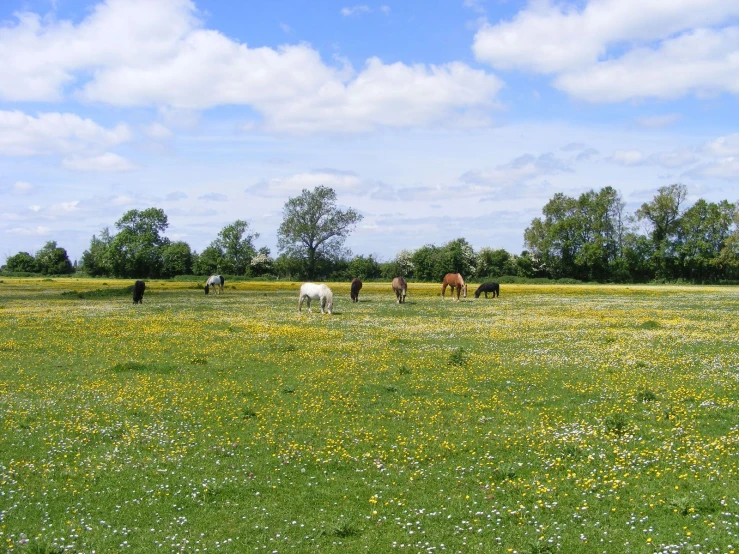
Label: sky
xmin=1 ymin=0 xmax=738 ymax=264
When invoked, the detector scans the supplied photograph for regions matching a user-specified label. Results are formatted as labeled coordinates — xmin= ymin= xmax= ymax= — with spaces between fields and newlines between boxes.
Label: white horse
xmin=298 ymin=283 xmax=333 ymax=314
xmin=205 ymin=274 xmax=224 ymax=295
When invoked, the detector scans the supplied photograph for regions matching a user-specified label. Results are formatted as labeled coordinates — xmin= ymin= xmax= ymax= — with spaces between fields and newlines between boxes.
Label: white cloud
xmin=684 ymin=157 xmax=739 ymax=180
xmin=249 ymin=169 xmax=365 ymax=197
xmin=12 ymin=181 xmax=34 ymax=194
xmin=609 ymin=150 xmax=646 ymax=166
xmin=198 ymin=193 xmax=228 ymax=202
xmin=142 ymin=122 xmax=173 ymax=140
xmin=341 ymin=5 xmax=371 ymax=16
xmin=460 ymin=153 xmax=572 ymax=186
xmin=472 ymin=0 xmax=739 ymax=102
xmin=704 ymin=134 xmax=739 ymax=157
xmin=0 ymin=0 xmax=502 ymax=134
xmin=635 ymin=113 xmax=682 ymax=129
xmin=61 ymin=152 xmax=137 ymax=172
xmin=8 ymin=226 xmax=51 ymax=236
xmin=609 ymin=148 xmax=698 ymax=168
xmin=0 ymin=110 xmax=132 ymax=156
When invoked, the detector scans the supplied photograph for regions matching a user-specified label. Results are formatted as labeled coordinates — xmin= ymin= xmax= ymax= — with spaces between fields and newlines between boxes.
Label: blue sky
xmin=1 ymin=0 xmax=738 ymax=264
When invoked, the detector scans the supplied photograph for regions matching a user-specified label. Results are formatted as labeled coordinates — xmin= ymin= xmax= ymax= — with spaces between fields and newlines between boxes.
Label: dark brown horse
xmin=441 ymin=273 xmax=467 ymax=300
xmin=350 ymin=278 xmax=362 ymax=302
xmin=392 ymin=277 xmax=407 ymax=303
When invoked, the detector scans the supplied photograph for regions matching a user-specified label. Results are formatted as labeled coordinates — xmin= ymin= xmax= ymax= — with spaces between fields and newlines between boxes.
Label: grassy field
xmin=1 ymin=278 xmax=738 ymax=554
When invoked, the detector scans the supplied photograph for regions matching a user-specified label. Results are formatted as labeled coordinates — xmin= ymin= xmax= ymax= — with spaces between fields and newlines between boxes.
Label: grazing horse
xmin=474 ymin=282 xmax=500 ymax=299
xmin=350 ymin=278 xmax=362 ymax=302
xmin=132 ymin=280 xmax=145 ymax=304
xmin=299 ymin=283 xmax=334 ymax=314
xmin=441 ymin=273 xmax=467 ymax=301
xmin=205 ymin=274 xmax=224 ymax=295
xmin=392 ymin=277 xmax=407 ymax=304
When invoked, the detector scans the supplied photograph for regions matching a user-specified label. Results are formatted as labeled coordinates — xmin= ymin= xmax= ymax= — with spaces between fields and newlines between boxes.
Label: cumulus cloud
xmin=0 ymin=110 xmax=132 ymax=156
xmin=12 ymin=181 xmax=34 ymax=195
xmin=340 ymin=5 xmax=371 ymax=16
xmin=0 ymin=0 xmax=502 ymax=134
xmin=635 ymin=113 xmax=682 ymax=128
xmin=472 ymin=0 xmax=739 ymax=102
xmin=61 ymin=152 xmax=137 ymax=172
xmin=609 ymin=148 xmax=698 ymax=168
xmin=198 ymin=193 xmax=228 ymax=202
xmin=166 ymin=191 xmax=188 ymax=201
xmin=704 ymin=134 xmax=739 ymax=157
xmin=248 ymin=169 xmax=366 ymax=197
xmin=460 ymin=153 xmax=572 ymax=186
xmin=608 ymin=150 xmax=646 ymax=166
xmin=684 ymin=158 xmax=739 ymax=180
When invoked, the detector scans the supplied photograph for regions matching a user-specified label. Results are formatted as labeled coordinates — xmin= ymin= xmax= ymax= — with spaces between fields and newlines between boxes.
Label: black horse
xmin=474 ymin=282 xmax=499 ymax=298
xmin=132 ymin=280 xmax=146 ymax=304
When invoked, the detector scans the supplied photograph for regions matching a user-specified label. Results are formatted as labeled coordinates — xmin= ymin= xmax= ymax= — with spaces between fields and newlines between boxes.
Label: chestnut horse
xmin=441 ymin=273 xmax=467 ymax=301
xmin=392 ymin=277 xmax=407 ymax=304
xmin=350 ymin=278 xmax=362 ymax=302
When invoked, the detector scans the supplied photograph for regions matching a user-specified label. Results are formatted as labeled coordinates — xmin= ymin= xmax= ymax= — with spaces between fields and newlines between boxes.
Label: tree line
xmin=3 ymin=184 xmax=738 ymax=283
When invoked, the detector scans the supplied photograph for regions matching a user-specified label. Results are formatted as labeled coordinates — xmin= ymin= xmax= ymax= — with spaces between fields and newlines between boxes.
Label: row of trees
xmin=524 ymin=184 xmax=739 ymax=282
xmin=4 ymin=241 xmax=75 ymax=275
xmin=3 ymin=184 xmax=738 ymax=283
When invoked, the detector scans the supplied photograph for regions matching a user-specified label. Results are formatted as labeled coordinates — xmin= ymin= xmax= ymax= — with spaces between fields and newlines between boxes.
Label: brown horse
xmin=392 ymin=277 xmax=407 ymax=303
xmin=350 ymin=278 xmax=362 ymax=302
xmin=441 ymin=273 xmax=467 ymax=300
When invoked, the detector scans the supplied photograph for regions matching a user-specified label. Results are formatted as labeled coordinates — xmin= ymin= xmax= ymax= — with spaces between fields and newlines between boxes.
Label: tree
xmin=35 ymin=241 xmax=74 ymax=274
xmin=475 ymin=248 xmax=514 ymax=278
xmin=347 ymin=255 xmax=382 ymax=280
xmin=161 ymin=241 xmax=194 ymax=277
xmin=250 ymin=248 xmax=274 ymax=277
xmin=636 ymin=184 xmax=687 ymax=279
xmin=193 ymin=246 xmax=224 ymax=276
xmin=107 ymin=208 xmax=170 ymax=278
xmin=81 ymin=229 xmax=113 ymax=276
xmin=211 ymin=220 xmax=259 ymax=275
xmin=277 ymin=186 xmax=363 ymax=279
xmin=675 ymin=199 xmax=735 ymax=282
xmin=4 ymin=251 xmax=39 ymax=273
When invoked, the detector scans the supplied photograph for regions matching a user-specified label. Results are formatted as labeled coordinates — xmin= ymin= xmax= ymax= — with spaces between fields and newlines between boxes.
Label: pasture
xmin=1 ymin=278 xmax=738 ymax=553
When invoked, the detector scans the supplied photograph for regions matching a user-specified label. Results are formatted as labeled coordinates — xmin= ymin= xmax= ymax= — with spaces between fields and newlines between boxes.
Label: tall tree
xmin=161 ymin=241 xmax=194 ymax=277
xmin=81 ymin=229 xmax=113 ymax=276
xmin=4 ymin=251 xmax=39 ymax=273
xmin=35 ymin=241 xmax=74 ymax=275
xmin=211 ymin=220 xmax=259 ymax=275
xmin=636 ymin=184 xmax=687 ymax=278
xmin=675 ymin=199 xmax=736 ymax=282
xmin=108 ymin=208 xmax=170 ymax=278
xmin=277 ymin=186 xmax=363 ymax=279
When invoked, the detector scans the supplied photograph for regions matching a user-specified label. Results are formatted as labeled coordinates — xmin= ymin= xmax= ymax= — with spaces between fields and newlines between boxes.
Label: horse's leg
xmin=298 ymin=295 xmax=303 ymax=312
xmin=441 ymin=283 xmax=446 ymax=300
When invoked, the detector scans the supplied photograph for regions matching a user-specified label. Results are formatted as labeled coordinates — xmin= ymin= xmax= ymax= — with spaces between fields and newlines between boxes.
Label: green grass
xmin=1 ymin=278 xmax=739 ymax=552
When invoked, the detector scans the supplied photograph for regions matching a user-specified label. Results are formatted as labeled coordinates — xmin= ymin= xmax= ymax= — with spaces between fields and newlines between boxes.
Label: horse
xmin=474 ymin=282 xmax=500 ymax=299
xmin=391 ymin=277 xmax=407 ymax=304
xmin=205 ymin=275 xmax=224 ymax=295
xmin=132 ymin=280 xmax=145 ymax=304
xmin=441 ymin=273 xmax=467 ymax=301
xmin=299 ymin=283 xmax=333 ymax=314
xmin=350 ymin=278 xmax=362 ymax=302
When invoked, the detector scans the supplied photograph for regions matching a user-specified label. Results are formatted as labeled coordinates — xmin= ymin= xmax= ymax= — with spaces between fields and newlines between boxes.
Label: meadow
xmin=1 ymin=278 xmax=738 ymax=554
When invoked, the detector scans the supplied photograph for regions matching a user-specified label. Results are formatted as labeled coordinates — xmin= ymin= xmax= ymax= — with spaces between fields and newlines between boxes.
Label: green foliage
xmin=35 ymin=241 xmax=74 ymax=275
xmin=346 ymin=254 xmax=381 ymax=280
xmin=277 ymin=186 xmax=362 ymax=279
xmin=161 ymin=241 xmax=194 ymax=277
xmin=210 ymin=220 xmax=259 ymax=275
xmin=4 ymin=251 xmax=39 ymax=273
